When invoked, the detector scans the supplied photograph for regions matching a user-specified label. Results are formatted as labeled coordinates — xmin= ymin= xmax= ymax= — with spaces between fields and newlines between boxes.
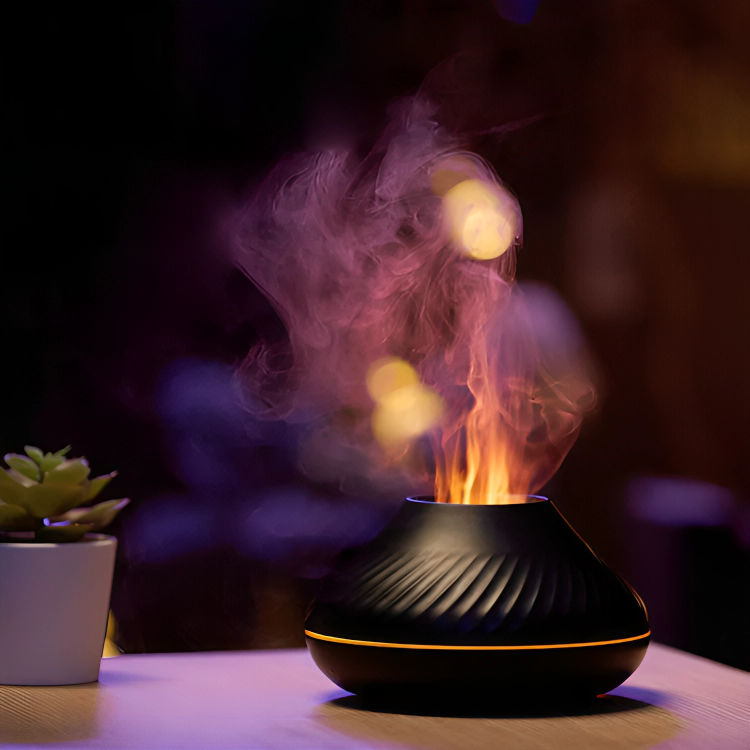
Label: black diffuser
xmin=305 ymin=496 xmax=649 ymax=700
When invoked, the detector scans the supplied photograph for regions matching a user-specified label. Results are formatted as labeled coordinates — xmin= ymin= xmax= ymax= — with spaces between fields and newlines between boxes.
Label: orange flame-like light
xmin=436 ymin=174 xmax=529 ymax=504
xmin=435 ymin=349 xmax=534 ymax=505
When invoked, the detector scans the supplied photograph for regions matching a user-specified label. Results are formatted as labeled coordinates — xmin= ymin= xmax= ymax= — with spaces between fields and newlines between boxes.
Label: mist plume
xmin=234 ymin=97 xmax=595 ymax=503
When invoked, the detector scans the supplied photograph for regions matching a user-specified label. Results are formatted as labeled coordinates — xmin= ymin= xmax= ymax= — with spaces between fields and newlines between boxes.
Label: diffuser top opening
xmin=406 ymin=495 xmax=549 ymax=505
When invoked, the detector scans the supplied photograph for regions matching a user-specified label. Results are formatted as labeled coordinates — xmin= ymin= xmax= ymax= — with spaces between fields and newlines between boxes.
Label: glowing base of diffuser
xmin=306 ymin=632 xmax=648 ymax=699
xmin=305 ymin=497 xmax=649 ymax=699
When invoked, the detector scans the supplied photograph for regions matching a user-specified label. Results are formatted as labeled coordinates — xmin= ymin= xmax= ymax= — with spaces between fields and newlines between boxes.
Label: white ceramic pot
xmin=0 ymin=534 xmax=117 ymax=685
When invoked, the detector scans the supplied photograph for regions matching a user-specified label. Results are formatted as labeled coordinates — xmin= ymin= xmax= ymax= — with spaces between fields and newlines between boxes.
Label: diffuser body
xmin=305 ymin=497 xmax=649 ymax=700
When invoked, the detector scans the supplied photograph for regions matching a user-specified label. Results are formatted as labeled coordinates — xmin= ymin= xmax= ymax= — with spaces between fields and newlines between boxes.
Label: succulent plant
xmin=0 ymin=446 xmax=129 ymax=542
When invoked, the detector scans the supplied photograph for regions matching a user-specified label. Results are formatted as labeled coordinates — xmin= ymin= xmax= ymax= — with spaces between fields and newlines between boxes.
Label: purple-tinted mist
xmin=232 ymin=97 xmax=595 ymax=501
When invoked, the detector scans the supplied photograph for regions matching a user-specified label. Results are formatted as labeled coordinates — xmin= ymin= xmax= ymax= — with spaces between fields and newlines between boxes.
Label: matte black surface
xmin=306 ymin=637 xmax=649 ymax=700
xmin=305 ymin=497 xmax=649 ymax=697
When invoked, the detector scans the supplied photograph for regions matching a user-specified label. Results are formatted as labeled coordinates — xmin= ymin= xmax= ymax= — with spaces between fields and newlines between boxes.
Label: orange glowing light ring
xmin=304 ymin=630 xmax=650 ymax=650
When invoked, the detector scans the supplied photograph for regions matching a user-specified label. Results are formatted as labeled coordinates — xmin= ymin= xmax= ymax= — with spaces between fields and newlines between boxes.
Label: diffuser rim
xmin=304 ymin=629 xmax=651 ymax=651
xmin=406 ymin=494 xmax=549 ymax=505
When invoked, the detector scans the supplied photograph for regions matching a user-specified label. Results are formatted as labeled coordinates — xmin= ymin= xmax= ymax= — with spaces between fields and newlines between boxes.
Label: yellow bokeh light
xmin=442 ymin=179 xmax=519 ymax=260
xmin=102 ymin=610 xmax=121 ymax=658
xmin=367 ymin=358 xmax=443 ymax=450
xmin=366 ymin=357 xmax=420 ymax=401
xmin=372 ymin=385 xmax=444 ymax=449
xmin=430 ymin=155 xmax=477 ymax=196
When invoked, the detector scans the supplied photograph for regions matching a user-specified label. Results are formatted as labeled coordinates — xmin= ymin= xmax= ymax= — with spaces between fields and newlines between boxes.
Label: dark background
xmin=2 ymin=1 xmax=748 ymax=668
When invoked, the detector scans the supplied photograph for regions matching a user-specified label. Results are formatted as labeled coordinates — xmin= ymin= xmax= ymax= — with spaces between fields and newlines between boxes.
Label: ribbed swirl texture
xmin=306 ymin=499 xmax=649 ymax=646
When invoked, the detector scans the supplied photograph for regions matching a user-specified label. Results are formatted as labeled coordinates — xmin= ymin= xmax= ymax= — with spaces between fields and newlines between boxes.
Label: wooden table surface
xmin=0 ymin=643 xmax=747 ymax=749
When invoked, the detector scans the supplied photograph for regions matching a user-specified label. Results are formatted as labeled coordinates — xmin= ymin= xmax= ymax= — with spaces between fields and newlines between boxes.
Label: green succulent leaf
xmin=39 ymin=454 xmax=65 ymax=472
xmin=85 ymin=471 xmax=118 ymax=502
xmin=11 ymin=482 xmax=88 ymax=519
xmin=34 ymin=523 xmax=93 ymax=543
xmin=7 ymin=468 xmax=37 ymax=488
xmin=6 ymin=454 xmax=41 ymax=481
xmin=0 ymin=502 xmax=39 ymax=531
xmin=56 ymin=498 xmax=130 ymax=530
xmin=0 ymin=468 xmax=30 ymax=505
xmin=44 ymin=459 xmax=91 ymax=485
xmin=24 ymin=446 xmax=44 ymax=465
xmin=1 ymin=448 xmax=126 ymax=533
